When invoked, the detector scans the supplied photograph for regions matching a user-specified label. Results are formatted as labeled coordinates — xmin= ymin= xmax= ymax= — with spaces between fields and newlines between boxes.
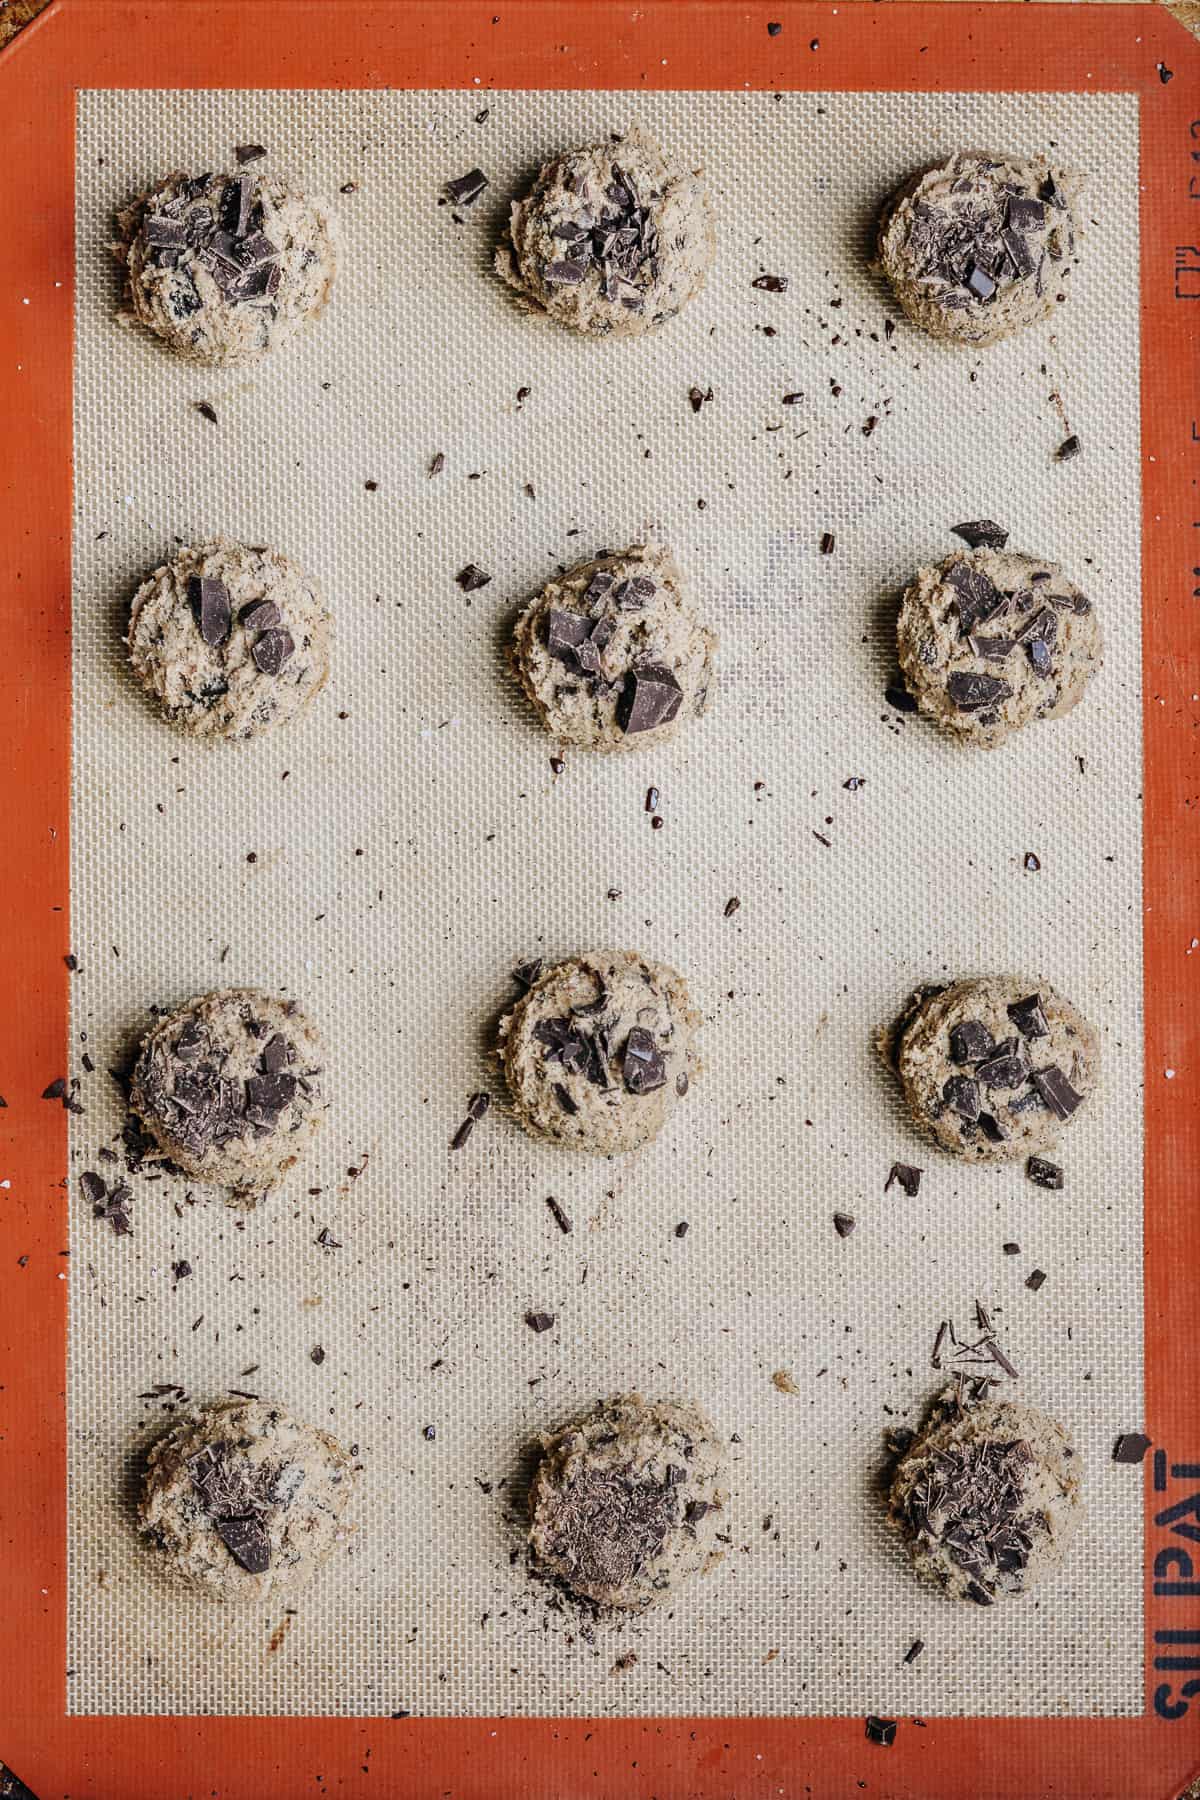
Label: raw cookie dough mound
xmin=510 ymin=543 xmax=716 ymax=752
xmin=529 ymin=1394 xmax=727 ymax=1609
xmin=496 ymin=125 xmax=715 ymax=338
xmin=897 ymin=545 xmax=1101 ymax=749
xmin=876 ymin=152 xmax=1080 ymax=346
xmin=888 ymin=1387 xmax=1082 ymax=1604
xmin=130 ymin=988 xmax=327 ymax=1201
xmin=498 ymin=950 xmax=702 ymax=1154
xmin=892 ymin=976 xmax=1099 ymax=1163
xmin=115 ymin=169 xmax=336 ymax=367
xmin=140 ymin=1398 xmax=355 ymax=1600
xmin=128 ymin=538 xmax=330 ymax=742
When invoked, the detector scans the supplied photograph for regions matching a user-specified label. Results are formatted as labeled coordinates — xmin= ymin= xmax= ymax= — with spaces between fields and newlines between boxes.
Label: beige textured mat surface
xmin=69 ymin=87 xmax=1142 ymax=1717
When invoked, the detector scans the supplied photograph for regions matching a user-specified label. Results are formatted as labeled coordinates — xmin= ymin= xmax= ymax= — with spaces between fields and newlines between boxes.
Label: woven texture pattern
xmin=69 ymin=87 xmax=1142 ymax=1718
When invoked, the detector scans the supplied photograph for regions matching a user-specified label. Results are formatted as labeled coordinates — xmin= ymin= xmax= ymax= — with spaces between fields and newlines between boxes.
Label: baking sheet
xmin=69 ymin=85 xmax=1142 ymax=1718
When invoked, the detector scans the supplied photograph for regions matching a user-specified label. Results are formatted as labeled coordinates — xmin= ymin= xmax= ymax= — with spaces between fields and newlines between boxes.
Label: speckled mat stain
xmin=68 ymin=85 xmax=1142 ymax=1718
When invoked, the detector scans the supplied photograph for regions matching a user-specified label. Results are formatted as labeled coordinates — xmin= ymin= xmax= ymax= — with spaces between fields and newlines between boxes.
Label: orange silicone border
xmin=1 ymin=2 xmax=1198 ymax=1795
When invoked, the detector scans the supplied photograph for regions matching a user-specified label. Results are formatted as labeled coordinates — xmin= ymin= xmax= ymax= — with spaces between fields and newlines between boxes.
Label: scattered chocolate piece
xmin=865 ymin=1716 xmax=897 ymax=1747
xmin=1026 ymin=1155 xmax=1063 ymax=1191
xmin=445 ymin=168 xmax=488 ymax=206
xmin=194 ymin=400 xmax=219 ymax=424
xmin=428 ymin=452 xmax=445 ymax=477
xmin=688 ymin=385 xmax=713 ymax=413
xmin=1056 ymin=435 xmax=1081 ymax=461
xmin=450 ymin=1117 xmax=475 ymax=1151
xmin=951 ymin=519 xmax=1009 ymax=550
xmin=42 ymin=1079 xmax=66 ymax=1100
xmin=616 ymin=665 xmax=683 ymax=736
xmin=1158 ymin=62 xmax=1174 ymax=83
xmin=675 ymin=1220 xmax=690 ymax=1238
xmin=310 ymin=1344 xmax=326 ymax=1365
xmin=190 ymin=575 xmax=231 ymax=648
xmin=622 ymin=1027 xmax=666 ymax=1095
xmin=1113 ymin=1432 xmax=1151 ymax=1464
xmin=422 ymin=1424 xmax=436 ymax=1441
xmin=544 ymin=1195 xmax=572 ymax=1234
xmin=819 ymin=532 xmax=835 ymax=555
xmin=1003 ymin=1243 xmax=1019 ymax=1255
xmin=1023 ymin=852 xmax=1041 ymax=872
xmin=1025 ymin=1268 xmax=1047 ymax=1291
xmin=80 ymin=1170 xmax=107 ymax=1207
xmin=251 ymin=628 xmax=295 ymax=676
xmin=172 ymin=1260 xmax=192 ymax=1281
xmin=456 ymin=563 xmax=492 ymax=592
xmin=524 ymin=1311 xmax=555 ymax=1334
xmin=467 ymin=1092 xmax=490 ymax=1121
xmin=767 ymin=18 xmax=782 ymax=33
xmin=904 ymin=1639 xmax=924 ymax=1664
xmin=645 ymin=786 xmax=660 ymax=813
xmin=885 ymin=1162 xmax=922 ymax=1198
xmin=751 ymin=273 xmax=788 ymax=293
xmin=724 ymin=897 xmax=740 ymax=918
xmin=833 ymin=1212 xmax=856 ymax=1238
xmin=234 ymin=144 xmax=267 ymax=165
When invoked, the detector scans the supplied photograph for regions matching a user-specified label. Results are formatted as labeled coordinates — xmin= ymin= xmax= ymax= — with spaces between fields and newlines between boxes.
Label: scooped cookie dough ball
xmin=888 ymin=1387 xmax=1082 ymax=1605
xmin=496 ymin=125 xmax=715 ymax=338
xmin=529 ymin=1394 xmax=727 ymax=1609
xmin=897 ymin=542 xmax=1101 ymax=749
xmin=115 ymin=169 xmax=336 ymax=366
xmin=510 ymin=543 xmax=716 ymax=752
xmin=498 ymin=950 xmax=701 ymax=1154
xmin=139 ymin=1398 xmax=355 ymax=1600
xmin=128 ymin=538 xmax=330 ymax=742
xmin=876 ymin=152 xmax=1080 ymax=346
xmin=891 ymin=976 xmax=1099 ymax=1163
xmin=130 ymin=988 xmax=327 ymax=1202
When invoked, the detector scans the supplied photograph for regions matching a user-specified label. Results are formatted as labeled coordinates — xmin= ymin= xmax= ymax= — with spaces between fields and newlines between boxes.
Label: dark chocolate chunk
xmin=1026 ymin=1156 xmax=1063 ymax=1191
xmin=245 ymin=1071 xmax=296 ymax=1117
xmin=216 ymin=1514 xmax=271 ymax=1575
xmin=230 ymin=260 xmax=281 ymax=300
xmin=456 ymin=563 xmax=492 ymax=592
xmin=885 ymin=1162 xmax=922 ymax=1198
xmin=144 ymin=215 xmax=188 ymax=250
xmin=1025 ymin=1268 xmax=1047 ymax=1291
xmin=963 ymin=263 xmax=997 ymax=301
xmin=1027 ymin=638 xmax=1052 ymax=676
xmin=751 ymin=274 xmax=788 ymax=293
xmin=1001 ymin=227 xmax=1036 ymax=277
xmin=251 ymin=628 xmax=295 ymax=675
xmin=951 ymin=519 xmax=1009 ymax=551
xmin=234 ymin=144 xmax=267 ymax=165
xmin=220 ymin=174 xmax=254 ymax=238
xmin=1029 ymin=1065 xmax=1083 ymax=1120
xmin=976 ymin=1042 xmax=1029 ymax=1090
xmin=977 ymin=1111 xmax=1008 ymax=1144
xmin=616 ymin=665 xmax=683 ymax=736
xmin=949 ymin=1019 xmax=994 ymax=1066
xmin=942 ymin=1075 xmax=981 ymax=1122
xmin=543 ymin=258 xmax=589 ymax=284
xmin=944 ymin=559 xmax=1002 ymax=633
xmin=1112 ymin=1432 xmax=1151 ymax=1464
xmin=833 ymin=1212 xmax=856 ymax=1238
xmin=1006 ymin=195 xmax=1045 ymax=232
xmin=946 ymin=670 xmax=1013 ymax=711
xmin=865 ymin=1716 xmax=897 ymax=1746
xmin=445 ymin=168 xmax=488 ymax=206
xmin=622 ymin=1027 xmax=666 ymax=1095
xmin=524 ymin=1311 xmax=555 ymax=1333
xmin=969 ymin=634 xmax=1015 ymax=662
xmin=189 ymin=575 xmax=232 ymax=647
xmin=242 ymin=599 xmax=281 ymax=632
xmin=80 ymin=1170 xmax=108 ymax=1207
xmin=819 ymin=531 xmax=835 ymax=555
xmin=552 ymin=1082 xmax=578 ymax=1115
xmin=1007 ymin=994 xmax=1049 ymax=1041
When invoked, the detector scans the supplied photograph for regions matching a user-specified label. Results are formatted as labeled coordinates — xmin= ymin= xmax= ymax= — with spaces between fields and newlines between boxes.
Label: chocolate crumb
xmin=903 ymin=1639 xmax=924 ymax=1664
xmin=752 ymin=273 xmax=788 ymax=293
xmin=833 ymin=1212 xmax=856 ymax=1238
xmin=767 ymin=19 xmax=782 ymax=33
xmin=194 ymin=400 xmax=219 ymax=425
xmin=1023 ymin=852 xmax=1041 ymax=872
xmin=524 ymin=1311 xmax=555 ymax=1334
xmin=865 ymin=1716 xmax=897 ymax=1747
xmin=1003 ymin=1242 xmax=1020 ymax=1255
xmin=428 ymin=452 xmax=445 ymax=477
xmin=820 ymin=531 xmax=835 ymax=555
xmin=951 ymin=519 xmax=1009 ymax=550
xmin=1056 ymin=435 xmax=1081 ymax=461
xmin=1026 ymin=1156 xmax=1063 ymax=1191
xmin=885 ymin=1162 xmax=922 ymax=1198
xmin=310 ymin=1344 xmax=326 ymax=1365
xmin=1025 ymin=1268 xmax=1047 ymax=1291
xmin=675 ymin=1220 xmax=689 ymax=1238
xmin=234 ymin=144 xmax=267 ymax=165
xmin=445 ymin=168 xmax=488 ymax=206
xmin=456 ymin=563 xmax=492 ymax=592
xmin=1112 ymin=1432 xmax=1151 ymax=1464
xmin=724 ymin=896 xmax=740 ymax=918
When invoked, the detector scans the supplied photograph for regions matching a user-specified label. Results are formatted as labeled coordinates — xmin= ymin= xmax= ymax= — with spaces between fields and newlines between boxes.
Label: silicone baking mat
xmin=67 ymin=82 xmax=1143 ymax=1720
xmin=4 ymin=4 xmax=1200 ymax=1797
